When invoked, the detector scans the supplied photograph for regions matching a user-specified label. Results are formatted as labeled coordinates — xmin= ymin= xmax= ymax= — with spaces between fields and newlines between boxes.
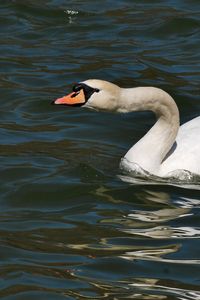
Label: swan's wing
xmin=161 ymin=116 xmax=200 ymax=176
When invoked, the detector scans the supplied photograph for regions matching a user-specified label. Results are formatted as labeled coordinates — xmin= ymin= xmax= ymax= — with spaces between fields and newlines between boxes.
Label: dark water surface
xmin=1 ymin=0 xmax=200 ymax=299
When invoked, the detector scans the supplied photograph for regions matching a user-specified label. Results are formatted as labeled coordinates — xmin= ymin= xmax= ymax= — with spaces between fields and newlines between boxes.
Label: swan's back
xmin=161 ymin=116 xmax=200 ymax=176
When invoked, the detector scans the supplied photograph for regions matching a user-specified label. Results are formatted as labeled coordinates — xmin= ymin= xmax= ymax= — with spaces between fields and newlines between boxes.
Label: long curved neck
xmin=119 ymin=87 xmax=180 ymax=175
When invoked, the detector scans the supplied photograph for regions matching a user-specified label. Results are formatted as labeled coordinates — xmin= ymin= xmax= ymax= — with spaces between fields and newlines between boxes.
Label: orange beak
xmin=53 ymin=89 xmax=85 ymax=106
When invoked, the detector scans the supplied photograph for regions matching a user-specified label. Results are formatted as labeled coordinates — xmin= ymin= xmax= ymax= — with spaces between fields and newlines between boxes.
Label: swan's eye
xmin=73 ymin=84 xmax=82 ymax=93
xmin=71 ymin=82 xmax=100 ymax=103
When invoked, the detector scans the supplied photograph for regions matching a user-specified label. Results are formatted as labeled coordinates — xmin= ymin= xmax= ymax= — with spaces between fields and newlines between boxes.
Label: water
xmin=1 ymin=0 xmax=200 ymax=299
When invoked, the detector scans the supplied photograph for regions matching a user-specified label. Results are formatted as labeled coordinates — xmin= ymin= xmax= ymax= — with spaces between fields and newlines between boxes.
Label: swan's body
xmin=53 ymin=79 xmax=200 ymax=178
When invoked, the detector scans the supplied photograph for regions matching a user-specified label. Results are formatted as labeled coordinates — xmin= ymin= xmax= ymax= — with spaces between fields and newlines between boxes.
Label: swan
xmin=53 ymin=79 xmax=200 ymax=178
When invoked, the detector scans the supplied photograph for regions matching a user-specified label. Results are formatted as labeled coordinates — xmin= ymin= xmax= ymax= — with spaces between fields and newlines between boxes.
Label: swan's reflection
xmin=127 ymin=206 xmax=191 ymax=223
xmin=68 ymin=185 xmax=200 ymax=300
xmin=119 ymin=174 xmax=200 ymax=190
xmin=122 ymin=225 xmax=200 ymax=239
xmin=84 ymin=185 xmax=200 ymax=246
xmin=128 ymin=278 xmax=200 ymax=300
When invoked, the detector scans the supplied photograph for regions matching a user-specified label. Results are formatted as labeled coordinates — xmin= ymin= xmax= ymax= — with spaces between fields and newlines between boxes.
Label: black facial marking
xmin=72 ymin=83 xmax=100 ymax=103
xmin=73 ymin=84 xmax=83 ymax=93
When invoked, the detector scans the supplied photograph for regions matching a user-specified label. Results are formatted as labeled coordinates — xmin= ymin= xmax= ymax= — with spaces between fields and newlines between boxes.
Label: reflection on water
xmin=1 ymin=0 xmax=200 ymax=299
xmin=63 ymin=186 xmax=200 ymax=298
xmin=129 ymin=279 xmax=200 ymax=300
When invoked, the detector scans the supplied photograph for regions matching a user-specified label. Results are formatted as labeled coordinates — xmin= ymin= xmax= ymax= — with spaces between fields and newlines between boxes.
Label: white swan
xmin=53 ymin=79 xmax=200 ymax=178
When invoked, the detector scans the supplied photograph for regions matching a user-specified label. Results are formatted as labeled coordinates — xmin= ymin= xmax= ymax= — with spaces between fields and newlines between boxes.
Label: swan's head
xmin=53 ymin=79 xmax=121 ymax=111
